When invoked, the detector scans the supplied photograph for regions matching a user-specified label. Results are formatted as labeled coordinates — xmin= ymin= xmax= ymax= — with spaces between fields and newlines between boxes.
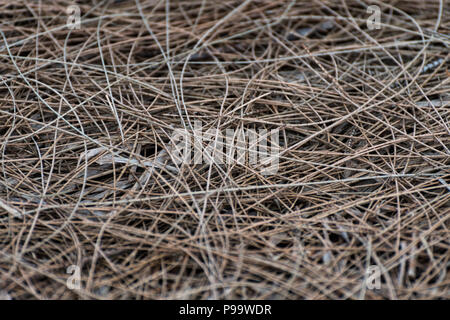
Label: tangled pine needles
xmin=0 ymin=0 xmax=449 ymax=299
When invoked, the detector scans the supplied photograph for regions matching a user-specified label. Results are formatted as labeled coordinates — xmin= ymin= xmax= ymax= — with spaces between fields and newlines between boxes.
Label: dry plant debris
xmin=0 ymin=0 xmax=449 ymax=299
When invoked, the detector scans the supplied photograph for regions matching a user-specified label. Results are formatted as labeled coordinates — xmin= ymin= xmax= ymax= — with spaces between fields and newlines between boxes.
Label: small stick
xmin=0 ymin=198 xmax=23 ymax=219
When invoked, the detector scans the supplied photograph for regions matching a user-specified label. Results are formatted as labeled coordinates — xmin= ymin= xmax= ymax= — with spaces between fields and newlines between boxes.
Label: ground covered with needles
xmin=0 ymin=0 xmax=449 ymax=299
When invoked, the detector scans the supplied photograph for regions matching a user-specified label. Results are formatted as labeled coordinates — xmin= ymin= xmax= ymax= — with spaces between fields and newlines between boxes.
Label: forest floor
xmin=0 ymin=0 xmax=449 ymax=299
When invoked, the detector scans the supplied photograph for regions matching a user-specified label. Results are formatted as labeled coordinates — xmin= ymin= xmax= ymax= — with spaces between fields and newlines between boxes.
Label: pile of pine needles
xmin=0 ymin=0 xmax=449 ymax=299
